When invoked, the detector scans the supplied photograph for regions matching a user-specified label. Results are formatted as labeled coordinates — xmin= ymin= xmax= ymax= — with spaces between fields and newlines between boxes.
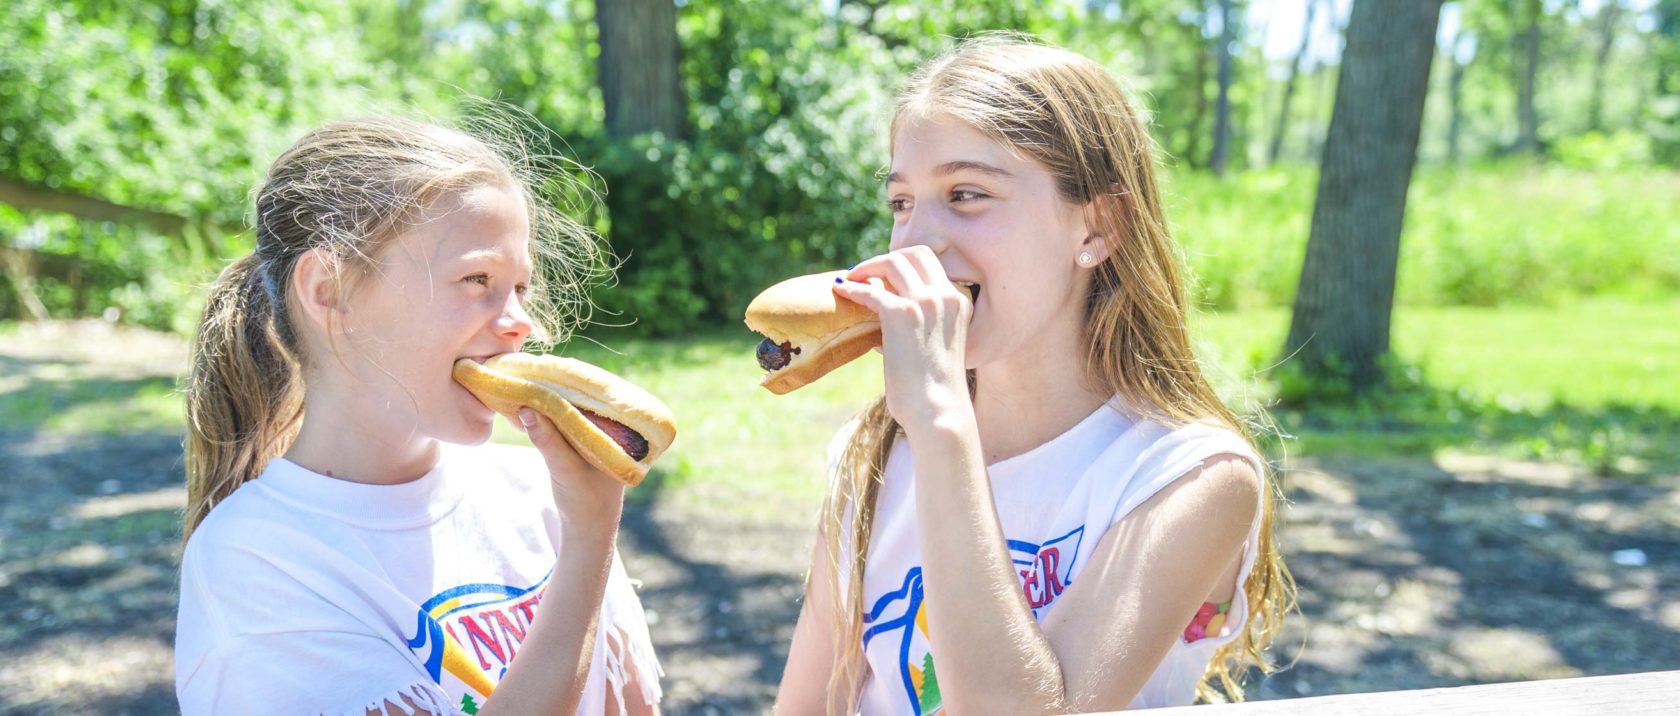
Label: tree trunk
xmin=1283 ymin=0 xmax=1444 ymax=391
xmin=594 ymin=0 xmax=686 ymax=140
xmin=1209 ymin=0 xmax=1237 ymax=176
xmin=1185 ymin=18 xmax=1212 ymax=169
xmin=1589 ymin=1 xmax=1623 ymax=132
xmin=0 ymin=246 xmax=50 ymax=321
xmin=1448 ymin=26 xmax=1468 ymax=164
xmin=1655 ymin=0 xmax=1680 ymax=164
xmin=1268 ymin=0 xmax=1319 ymax=166
xmin=1516 ymin=0 xmax=1542 ymax=154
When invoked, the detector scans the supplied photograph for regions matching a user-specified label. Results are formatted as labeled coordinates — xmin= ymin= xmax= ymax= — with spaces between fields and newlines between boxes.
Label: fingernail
xmin=518 ymin=408 xmax=537 ymax=428
xmin=834 ymin=277 xmax=844 ymax=284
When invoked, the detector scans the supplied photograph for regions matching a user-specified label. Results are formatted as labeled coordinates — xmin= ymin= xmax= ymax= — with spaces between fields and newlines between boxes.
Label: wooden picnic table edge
xmin=1084 ymin=669 xmax=1680 ymax=714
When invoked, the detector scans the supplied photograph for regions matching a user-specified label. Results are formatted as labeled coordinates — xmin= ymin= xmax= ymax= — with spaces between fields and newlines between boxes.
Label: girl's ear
xmin=1078 ymin=186 xmax=1130 ymax=266
xmin=290 ymin=247 xmax=351 ymax=336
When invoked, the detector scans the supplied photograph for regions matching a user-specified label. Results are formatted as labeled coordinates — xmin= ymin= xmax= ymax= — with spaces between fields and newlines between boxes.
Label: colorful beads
xmin=1183 ymin=599 xmax=1233 ymax=643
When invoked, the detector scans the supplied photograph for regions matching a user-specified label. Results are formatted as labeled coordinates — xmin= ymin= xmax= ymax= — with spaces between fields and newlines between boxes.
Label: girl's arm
xmin=474 ymin=408 xmax=627 ymax=716
xmin=908 ymin=416 xmax=1259 ymax=713
xmin=774 ymin=534 xmax=849 ymax=714
xmin=836 ymin=247 xmax=1260 ymax=713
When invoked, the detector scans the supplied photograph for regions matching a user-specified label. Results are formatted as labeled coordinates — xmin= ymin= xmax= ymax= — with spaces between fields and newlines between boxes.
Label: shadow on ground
xmin=1248 ymin=454 xmax=1680 ymax=700
xmin=617 ymin=467 xmax=811 ymax=715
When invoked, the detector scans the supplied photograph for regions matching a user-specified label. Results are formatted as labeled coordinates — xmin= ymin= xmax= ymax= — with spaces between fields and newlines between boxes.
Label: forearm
xmin=906 ymin=415 xmax=1069 ymax=714
xmin=479 ymin=519 xmax=620 ymax=716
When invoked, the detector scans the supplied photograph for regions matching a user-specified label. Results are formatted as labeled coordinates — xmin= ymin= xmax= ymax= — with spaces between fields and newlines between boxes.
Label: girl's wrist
xmin=559 ymin=511 xmax=620 ymax=551
xmin=899 ymin=388 xmax=978 ymax=444
xmin=554 ymin=489 xmax=624 ymax=539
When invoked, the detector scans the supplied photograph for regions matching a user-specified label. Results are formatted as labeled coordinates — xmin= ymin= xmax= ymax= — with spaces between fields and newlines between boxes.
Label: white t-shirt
xmin=175 ymin=442 xmax=661 ymax=716
xmin=851 ymin=399 xmax=1264 ymax=714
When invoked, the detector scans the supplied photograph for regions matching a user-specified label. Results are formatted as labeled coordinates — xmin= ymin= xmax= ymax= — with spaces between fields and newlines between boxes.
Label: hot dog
xmin=743 ymin=271 xmax=883 ymax=394
xmin=745 ymin=270 xmax=978 ymax=394
xmin=454 ymin=354 xmax=676 ymax=486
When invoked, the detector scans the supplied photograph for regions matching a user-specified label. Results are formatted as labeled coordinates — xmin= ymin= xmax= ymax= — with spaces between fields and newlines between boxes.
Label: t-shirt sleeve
xmin=1110 ymin=421 xmax=1265 ymax=528
xmin=178 ymin=630 xmax=459 ymax=716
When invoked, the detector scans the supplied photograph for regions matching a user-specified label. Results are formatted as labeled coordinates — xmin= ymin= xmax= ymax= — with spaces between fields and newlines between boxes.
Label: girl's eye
xmin=514 ymin=283 xmax=529 ymax=298
xmin=463 ymin=273 xmax=490 ymax=286
xmin=887 ymin=198 xmax=911 ymax=214
xmin=951 ymin=189 xmax=985 ymax=203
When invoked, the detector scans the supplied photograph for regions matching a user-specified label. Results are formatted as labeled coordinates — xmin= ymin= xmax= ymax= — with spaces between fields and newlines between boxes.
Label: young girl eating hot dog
xmin=775 ymin=36 xmax=1294 ymax=714
xmin=175 ymin=115 xmax=661 ymax=715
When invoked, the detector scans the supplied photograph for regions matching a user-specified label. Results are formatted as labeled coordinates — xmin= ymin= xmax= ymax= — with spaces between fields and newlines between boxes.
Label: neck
xmin=971 ymin=318 xmax=1108 ymax=465
xmin=284 ymin=377 xmax=440 ymax=486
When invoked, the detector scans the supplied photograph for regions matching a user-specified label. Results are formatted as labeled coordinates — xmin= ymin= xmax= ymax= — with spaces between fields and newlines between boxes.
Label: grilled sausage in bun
xmin=454 ymin=354 xmax=676 ymax=486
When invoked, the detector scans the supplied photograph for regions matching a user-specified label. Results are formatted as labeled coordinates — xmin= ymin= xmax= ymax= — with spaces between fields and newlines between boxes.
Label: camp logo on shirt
xmin=405 ymin=569 xmax=553 ymax=714
xmin=862 ymin=526 xmax=1085 ymax=714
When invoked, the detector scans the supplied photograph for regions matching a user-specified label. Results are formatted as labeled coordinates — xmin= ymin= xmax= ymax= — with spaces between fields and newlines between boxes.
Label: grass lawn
xmin=513 ymin=299 xmax=1679 ymax=512
xmin=1190 ymin=299 xmax=1680 ymax=411
xmin=7 ymin=300 xmax=1673 ymax=516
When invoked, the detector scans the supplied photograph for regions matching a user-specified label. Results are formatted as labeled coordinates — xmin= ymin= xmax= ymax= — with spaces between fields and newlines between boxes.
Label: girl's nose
xmin=889 ymin=207 xmax=950 ymax=255
xmin=497 ymin=292 xmax=534 ymax=344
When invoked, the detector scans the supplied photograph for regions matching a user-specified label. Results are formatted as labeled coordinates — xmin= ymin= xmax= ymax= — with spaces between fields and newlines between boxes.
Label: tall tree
xmin=1284 ymin=0 xmax=1444 ymax=390
xmin=1515 ymin=0 xmax=1542 ymax=153
xmin=1184 ymin=11 xmax=1213 ymax=168
xmin=1588 ymin=0 xmax=1623 ymax=132
xmin=1268 ymin=0 xmax=1319 ymax=165
xmin=1447 ymin=17 xmax=1470 ymax=163
xmin=594 ymin=0 xmax=686 ymax=140
xmin=1656 ymin=0 xmax=1680 ymax=165
xmin=1209 ymin=0 xmax=1237 ymax=175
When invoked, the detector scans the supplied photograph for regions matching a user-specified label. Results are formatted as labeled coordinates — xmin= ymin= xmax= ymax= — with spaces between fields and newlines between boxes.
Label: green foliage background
xmin=3 ymin=0 xmax=1677 ymax=334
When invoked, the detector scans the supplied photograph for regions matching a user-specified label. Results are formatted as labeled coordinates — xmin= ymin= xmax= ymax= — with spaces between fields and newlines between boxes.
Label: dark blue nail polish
xmin=834 ymin=277 xmax=844 ymax=284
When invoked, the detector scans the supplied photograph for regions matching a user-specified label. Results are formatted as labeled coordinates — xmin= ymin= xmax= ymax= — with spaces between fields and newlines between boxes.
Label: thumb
xmin=519 ymin=407 xmax=589 ymax=472
xmin=518 ymin=408 xmax=551 ymax=444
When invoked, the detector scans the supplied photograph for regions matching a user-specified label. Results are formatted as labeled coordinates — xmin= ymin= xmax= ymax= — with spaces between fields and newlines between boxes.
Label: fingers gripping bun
xmin=453 ymin=354 xmax=676 ymax=486
xmin=744 ymin=271 xmax=881 ymax=394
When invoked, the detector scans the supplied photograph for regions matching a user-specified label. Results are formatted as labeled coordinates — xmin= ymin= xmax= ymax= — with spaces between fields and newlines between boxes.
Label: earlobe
xmin=1077 ymin=234 xmax=1110 ymax=267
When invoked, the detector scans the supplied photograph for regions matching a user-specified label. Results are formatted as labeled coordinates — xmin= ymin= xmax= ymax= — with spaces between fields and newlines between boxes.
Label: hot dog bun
xmin=744 ymin=271 xmax=882 ymax=394
xmin=453 ymin=354 xmax=676 ymax=486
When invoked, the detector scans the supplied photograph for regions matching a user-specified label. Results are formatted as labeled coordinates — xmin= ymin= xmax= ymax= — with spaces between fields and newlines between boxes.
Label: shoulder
xmin=184 ymin=480 xmax=305 ymax=568
xmin=1163 ymin=452 xmax=1262 ymax=526
xmin=1120 ymin=414 xmax=1263 ymax=480
xmin=1092 ymin=412 xmax=1265 ymax=525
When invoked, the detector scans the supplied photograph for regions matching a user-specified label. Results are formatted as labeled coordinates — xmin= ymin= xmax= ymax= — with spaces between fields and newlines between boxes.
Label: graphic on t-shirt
xmin=863 ymin=567 xmax=942 ymax=714
xmin=406 ymin=569 xmax=554 ymax=709
xmin=862 ymin=526 xmax=1085 ymax=714
xmin=1010 ymin=525 xmax=1085 ymax=618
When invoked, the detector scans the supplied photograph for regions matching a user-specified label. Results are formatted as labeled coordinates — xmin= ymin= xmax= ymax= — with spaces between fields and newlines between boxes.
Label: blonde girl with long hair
xmin=775 ymin=36 xmax=1293 ymax=714
xmin=175 ymin=115 xmax=661 ymax=715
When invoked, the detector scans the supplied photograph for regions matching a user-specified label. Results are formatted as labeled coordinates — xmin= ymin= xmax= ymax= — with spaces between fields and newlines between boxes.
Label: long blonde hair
xmin=183 ymin=113 xmax=607 ymax=540
xmin=821 ymin=36 xmax=1295 ymax=709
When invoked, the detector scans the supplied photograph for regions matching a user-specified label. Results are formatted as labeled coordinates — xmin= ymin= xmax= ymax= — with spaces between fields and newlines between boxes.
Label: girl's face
xmin=886 ymin=113 xmax=1098 ymax=370
xmin=334 ymin=183 xmax=535 ymax=446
